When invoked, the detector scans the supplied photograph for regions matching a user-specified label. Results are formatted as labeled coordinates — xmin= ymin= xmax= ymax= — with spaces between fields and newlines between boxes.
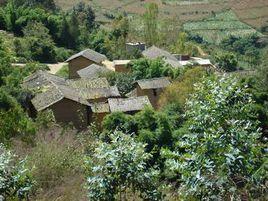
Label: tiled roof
xmin=66 ymin=49 xmax=107 ymax=63
xmin=66 ymin=77 xmax=110 ymax=89
xmin=91 ymin=102 xmax=110 ymax=113
xmin=142 ymin=46 xmax=178 ymax=61
xmin=77 ymin=64 xmax=111 ymax=79
xmin=79 ymin=86 xmax=120 ymax=100
xmin=136 ymin=77 xmax=171 ymax=90
xmin=108 ymin=96 xmax=151 ymax=113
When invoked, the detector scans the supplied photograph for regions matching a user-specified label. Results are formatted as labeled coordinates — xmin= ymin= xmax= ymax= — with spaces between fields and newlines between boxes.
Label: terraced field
xmin=55 ymin=0 xmax=268 ymax=30
xmin=183 ymin=10 xmax=262 ymax=44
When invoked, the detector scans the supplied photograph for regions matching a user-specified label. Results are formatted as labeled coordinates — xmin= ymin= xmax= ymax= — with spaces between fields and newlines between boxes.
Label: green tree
xmin=23 ymin=21 xmax=56 ymax=62
xmin=102 ymin=112 xmax=137 ymax=134
xmin=14 ymin=0 xmax=56 ymax=11
xmin=163 ymin=75 xmax=266 ymax=200
xmin=143 ymin=3 xmax=159 ymax=46
xmin=214 ymin=52 xmax=238 ymax=72
xmin=86 ymin=131 xmax=162 ymax=201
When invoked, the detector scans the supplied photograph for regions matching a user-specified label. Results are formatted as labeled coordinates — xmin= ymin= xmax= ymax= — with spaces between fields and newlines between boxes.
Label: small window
xmin=153 ymin=89 xmax=157 ymax=96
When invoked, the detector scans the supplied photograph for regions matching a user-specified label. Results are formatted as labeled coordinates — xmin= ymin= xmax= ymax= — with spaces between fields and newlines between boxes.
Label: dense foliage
xmin=0 ymin=143 xmax=34 ymax=200
xmin=162 ymin=75 xmax=267 ymax=200
xmin=86 ymin=131 xmax=162 ymax=201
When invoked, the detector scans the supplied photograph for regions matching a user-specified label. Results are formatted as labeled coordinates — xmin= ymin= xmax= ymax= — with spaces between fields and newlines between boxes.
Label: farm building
xmin=108 ymin=96 xmax=151 ymax=114
xmin=129 ymin=77 xmax=171 ymax=109
xmin=31 ymin=84 xmax=91 ymax=129
xmin=142 ymin=46 xmax=178 ymax=61
xmin=142 ymin=46 xmax=214 ymax=69
xmin=90 ymin=102 xmax=110 ymax=125
xmin=23 ymin=71 xmax=120 ymax=129
xmin=79 ymin=86 xmax=121 ymax=103
xmin=142 ymin=46 xmax=182 ymax=68
xmin=77 ymin=64 xmax=111 ymax=79
xmin=113 ymin=60 xmax=131 ymax=73
xmin=66 ymin=49 xmax=107 ymax=79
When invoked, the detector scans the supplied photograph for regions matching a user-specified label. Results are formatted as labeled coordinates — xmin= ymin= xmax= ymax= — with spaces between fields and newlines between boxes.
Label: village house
xmin=66 ymin=49 xmax=107 ymax=79
xmin=142 ymin=46 xmax=182 ymax=68
xmin=127 ymin=77 xmax=171 ymax=109
xmin=23 ymin=71 xmax=120 ymax=129
xmin=77 ymin=64 xmax=111 ymax=79
xmin=108 ymin=96 xmax=152 ymax=115
xmin=142 ymin=45 xmax=214 ymax=69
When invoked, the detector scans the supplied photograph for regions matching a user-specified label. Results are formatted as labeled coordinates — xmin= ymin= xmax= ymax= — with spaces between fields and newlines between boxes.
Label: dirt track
xmin=12 ymin=62 xmax=67 ymax=74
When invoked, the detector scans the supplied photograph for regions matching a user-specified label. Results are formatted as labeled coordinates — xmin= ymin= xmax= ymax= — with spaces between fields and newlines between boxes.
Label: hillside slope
xmin=55 ymin=0 xmax=268 ymax=30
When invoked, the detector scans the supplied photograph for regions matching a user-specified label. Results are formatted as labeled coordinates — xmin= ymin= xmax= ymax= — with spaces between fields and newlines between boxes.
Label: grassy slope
xmin=55 ymin=0 xmax=268 ymax=30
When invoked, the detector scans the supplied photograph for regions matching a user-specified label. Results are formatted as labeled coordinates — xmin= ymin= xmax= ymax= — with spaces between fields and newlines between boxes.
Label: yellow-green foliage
xmin=159 ymin=67 xmax=209 ymax=108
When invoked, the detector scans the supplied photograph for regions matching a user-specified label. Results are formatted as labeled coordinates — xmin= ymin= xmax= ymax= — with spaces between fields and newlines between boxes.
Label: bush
xmin=54 ymin=47 xmax=72 ymax=62
xmin=102 ymin=112 xmax=137 ymax=134
xmin=159 ymin=67 xmax=209 ymax=108
xmin=0 ymin=143 xmax=34 ymax=200
xmin=214 ymin=52 xmax=238 ymax=72
xmin=86 ymin=131 xmax=162 ymax=201
xmin=162 ymin=75 xmax=266 ymax=200
xmin=101 ymin=71 xmax=135 ymax=95
xmin=0 ymin=89 xmax=36 ymax=144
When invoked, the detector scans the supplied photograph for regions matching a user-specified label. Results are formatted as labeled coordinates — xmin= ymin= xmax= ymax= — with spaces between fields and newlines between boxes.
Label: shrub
xmin=162 ymin=75 xmax=266 ymax=200
xmin=214 ymin=52 xmax=238 ymax=72
xmin=0 ymin=89 xmax=36 ymax=144
xmin=86 ymin=131 xmax=162 ymax=201
xmin=102 ymin=112 xmax=137 ymax=134
xmin=101 ymin=71 xmax=135 ymax=95
xmin=0 ymin=143 xmax=34 ymax=200
xmin=159 ymin=67 xmax=209 ymax=108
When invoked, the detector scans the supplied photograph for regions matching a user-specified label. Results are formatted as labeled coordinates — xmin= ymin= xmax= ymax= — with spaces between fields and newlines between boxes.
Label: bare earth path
xmin=12 ymin=62 xmax=67 ymax=74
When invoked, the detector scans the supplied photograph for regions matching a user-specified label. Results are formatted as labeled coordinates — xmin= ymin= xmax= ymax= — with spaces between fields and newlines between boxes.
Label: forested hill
xmin=55 ymin=0 xmax=268 ymax=30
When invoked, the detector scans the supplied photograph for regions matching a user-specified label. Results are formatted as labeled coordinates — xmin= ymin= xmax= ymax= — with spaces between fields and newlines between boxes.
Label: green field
xmin=55 ymin=0 xmax=268 ymax=30
xmin=183 ymin=10 xmax=262 ymax=44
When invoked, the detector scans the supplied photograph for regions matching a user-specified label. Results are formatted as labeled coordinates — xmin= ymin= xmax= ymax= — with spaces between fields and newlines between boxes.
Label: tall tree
xmin=143 ymin=3 xmax=159 ymax=46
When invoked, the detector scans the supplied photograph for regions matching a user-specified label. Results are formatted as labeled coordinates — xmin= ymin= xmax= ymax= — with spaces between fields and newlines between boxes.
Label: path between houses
xmin=12 ymin=62 xmax=67 ymax=74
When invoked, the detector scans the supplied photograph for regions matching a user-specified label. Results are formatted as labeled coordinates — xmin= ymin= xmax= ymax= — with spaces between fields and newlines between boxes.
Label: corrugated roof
xmin=142 ymin=46 xmax=178 ymax=61
xmin=108 ymin=96 xmax=151 ymax=113
xmin=66 ymin=77 xmax=110 ymax=89
xmin=66 ymin=49 xmax=107 ymax=63
xmin=77 ymin=64 xmax=111 ymax=79
xmin=136 ymin=77 xmax=171 ymax=90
